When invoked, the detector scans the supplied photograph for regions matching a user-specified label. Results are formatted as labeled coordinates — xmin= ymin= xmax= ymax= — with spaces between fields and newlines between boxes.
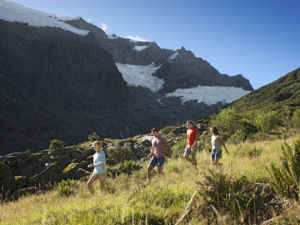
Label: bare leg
xmin=87 ymin=175 xmax=98 ymax=194
xmin=147 ymin=165 xmax=154 ymax=183
xmin=212 ymin=158 xmax=219 ymax=166
xmin=99 ymin=180 xmax=105 ymax=191
xmin=191 ymin=157 xmax=197 ymax=168
xmin=184 ymin=155 xmax=193 ymax=163
xmin=158 ymin=166 xmax=164 ymax=176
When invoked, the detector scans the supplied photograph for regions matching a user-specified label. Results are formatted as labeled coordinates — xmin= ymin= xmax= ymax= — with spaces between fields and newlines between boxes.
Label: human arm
xmin=220 ymin=138 xmax=229 ymax=154
xmin=164 ymin=138 xmax=172 ymax=157
xmin=148 ymin=145 xmax=155 ymax=158
xmin=191 ymin=130 xmax=199 ymax=149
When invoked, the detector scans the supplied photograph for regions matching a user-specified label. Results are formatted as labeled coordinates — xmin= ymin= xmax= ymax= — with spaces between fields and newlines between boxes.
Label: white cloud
xmin=100 ymin=22 xmax=107 ymax=32
xmin=126 ymin=35 xmax=149 ymax=42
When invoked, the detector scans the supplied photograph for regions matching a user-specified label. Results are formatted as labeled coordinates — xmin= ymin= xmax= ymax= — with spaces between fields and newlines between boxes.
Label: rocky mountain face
xmin=0 ymin=1 xmax=253 ymax=154
xmin=0 ymin=19 xmax=130 ymax=154
xmin=66 ymin=18 xmax=253 ymax=93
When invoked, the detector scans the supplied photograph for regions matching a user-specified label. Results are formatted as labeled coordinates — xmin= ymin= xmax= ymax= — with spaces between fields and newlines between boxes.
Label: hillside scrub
xmin=1 ymin=137 xmax=299 ymax=224
xmin=209 ymin=107 xmax=299 ymax=143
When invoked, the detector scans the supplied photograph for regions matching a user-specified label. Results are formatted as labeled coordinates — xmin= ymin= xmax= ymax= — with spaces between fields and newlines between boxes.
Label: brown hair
xmin=186 ymin=120 xmax=194 ymax=125
xmin=93 ymin=141 xmax=101 ymax=147
xmin=210 ymin=126 xmax=219 ymax=135
xmin=151 ymin=128 xmax=159 ymax=132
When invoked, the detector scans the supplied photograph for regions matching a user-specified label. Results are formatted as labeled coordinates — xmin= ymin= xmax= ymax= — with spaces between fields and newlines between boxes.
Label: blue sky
xmin=12 ymin=0 xmax=300 ymax=89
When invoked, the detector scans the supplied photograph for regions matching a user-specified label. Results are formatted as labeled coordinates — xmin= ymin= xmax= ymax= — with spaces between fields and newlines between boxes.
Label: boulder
xmin=82 ymin=148 xmax=94 ymax=158
xmin=141 ymin=139 xmax=152 ymax=147
xmin=68 ymin=149 xmax=84 ymax=162
xmin=15 ymin=161 xmax=44 ymax=177
xmin=48 ymin=148 xmax=69 ymax=157
xmin=68 ymin=168 xmax=90 ymax=180
xmin=0 ymin=162 xmax=10 ymax=179
xmin=62 ymin=162 xmax=90 ymax=180
xmin=63 ymin=163 xmax=80 ymax=174
xmin=30 ymin=162 xmax=62 ymax=186
xmin=1 ymin=176 xmax=27 ymax=191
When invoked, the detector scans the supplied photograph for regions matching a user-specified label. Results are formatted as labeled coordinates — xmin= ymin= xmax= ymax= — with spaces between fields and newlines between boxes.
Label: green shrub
xmin=211 ymin=109 xmax=244 ymax=139
xmin=56 ymin=179 xmax=79 ymax=197
xmin=107 ymin=160 xmax=142 ymax=177
xmin=292 ymin=109 xmax=300 ymax=129
xmin=196 ymin=169 xmax=282 ymax=224
xmin=106 ymin=146 xmax=134 ymax=165
xmin=171 ymin=137 xmax=186 ymax=158
xmin=49 ymin=139 xmax=64 ymax=150
xmin=255 ymin=110 xmax=281 ymax=132
xmin=88 ymin=132 xmax=101 ymax=141
xmin=267 ymin=140 xmax=300 ymax=199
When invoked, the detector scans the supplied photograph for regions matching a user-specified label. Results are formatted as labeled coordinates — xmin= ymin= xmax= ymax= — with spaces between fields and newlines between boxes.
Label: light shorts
xmin=183 ymin=146 xmax=197 ymax=158
xmin=88 ymin=173 xmax=107 ymax=183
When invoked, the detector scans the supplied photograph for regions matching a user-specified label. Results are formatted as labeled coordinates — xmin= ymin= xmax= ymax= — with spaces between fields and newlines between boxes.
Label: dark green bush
xmin=49 ymin=139 xmax=64 ymax=150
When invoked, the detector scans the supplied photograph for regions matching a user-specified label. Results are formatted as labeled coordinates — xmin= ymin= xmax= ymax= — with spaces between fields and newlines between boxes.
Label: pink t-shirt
xmin=152 ymin=135 xmax=170 ymax=158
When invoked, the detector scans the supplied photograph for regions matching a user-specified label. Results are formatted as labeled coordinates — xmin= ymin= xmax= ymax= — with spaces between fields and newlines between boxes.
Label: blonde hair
xmin=93 ymin=141 xmax=101 ymax=147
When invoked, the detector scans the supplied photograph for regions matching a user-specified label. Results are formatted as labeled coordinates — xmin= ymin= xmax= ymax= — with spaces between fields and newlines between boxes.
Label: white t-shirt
xmin=211 ymin=135 xmax=222 ymax=151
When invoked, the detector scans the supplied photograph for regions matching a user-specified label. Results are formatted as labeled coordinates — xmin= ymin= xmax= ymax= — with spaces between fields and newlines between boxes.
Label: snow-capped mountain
xmin=0 ymin=0 xmax=253 ymax=154
xmin=64 ymin=17 xmax=253 ymax=105
xmin=0 ymin=0 xmax=88 ymax=35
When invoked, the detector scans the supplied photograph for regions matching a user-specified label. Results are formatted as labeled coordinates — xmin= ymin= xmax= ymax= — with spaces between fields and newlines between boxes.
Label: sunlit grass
xmin=0 ymin=136 xmax=299 ymax=224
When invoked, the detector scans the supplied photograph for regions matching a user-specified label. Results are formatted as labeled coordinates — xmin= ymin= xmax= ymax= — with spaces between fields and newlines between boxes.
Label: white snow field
xmin=0 ymin=0 xmax=88 ymax=35
xmin=107 ymin=34 xmax=119 ymax=39
xmin=49 ymin=14 xmax=81 ymax=21
xmin=116 ymin=63 xmax=164 ymax=92
xmin=133 ymin=45 xmax=149 ymax=51
xmin=166 ymin=85 xmax=251 ymax=105
xmin=168 ymin=52 xmax=179 ymax=61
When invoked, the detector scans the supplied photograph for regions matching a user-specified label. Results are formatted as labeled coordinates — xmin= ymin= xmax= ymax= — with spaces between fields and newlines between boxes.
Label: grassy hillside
xmin=1 ymin=136 xmax=299 ymax=225
xmin=231 ymin=68 xmax=300 ymax=113
xmin=204 ymin=69 xmax=300 ymax=144
xmin=1 ymin=69 xmax=300 ymax=224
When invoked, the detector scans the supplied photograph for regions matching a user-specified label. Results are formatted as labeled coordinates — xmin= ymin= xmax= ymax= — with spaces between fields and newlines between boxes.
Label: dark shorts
xmin=149 ymin=156 xmax=165 ymax=167
xmin=211 ymin=149 xmax=222 ymax=159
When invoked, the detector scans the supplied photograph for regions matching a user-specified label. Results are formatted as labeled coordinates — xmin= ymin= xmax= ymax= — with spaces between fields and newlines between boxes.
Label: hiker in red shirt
xmin=183 ymin=120 xmax=199 ymax=167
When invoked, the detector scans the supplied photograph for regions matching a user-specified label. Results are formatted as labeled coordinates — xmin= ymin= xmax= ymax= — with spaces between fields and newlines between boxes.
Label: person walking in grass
xmin=87 ymin=141 xmax=107 ymax=193
xmin=147 ymin=128 xmax=172 ymax=183
xmin=183 ymin=120 xmax=199 ymax=168
xmin=210 ymin=126 xmax=228 ymax=166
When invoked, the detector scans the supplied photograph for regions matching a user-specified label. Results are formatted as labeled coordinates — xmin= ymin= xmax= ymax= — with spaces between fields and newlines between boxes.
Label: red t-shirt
xmin=186 ymin=128 xmax=199 ymax=146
